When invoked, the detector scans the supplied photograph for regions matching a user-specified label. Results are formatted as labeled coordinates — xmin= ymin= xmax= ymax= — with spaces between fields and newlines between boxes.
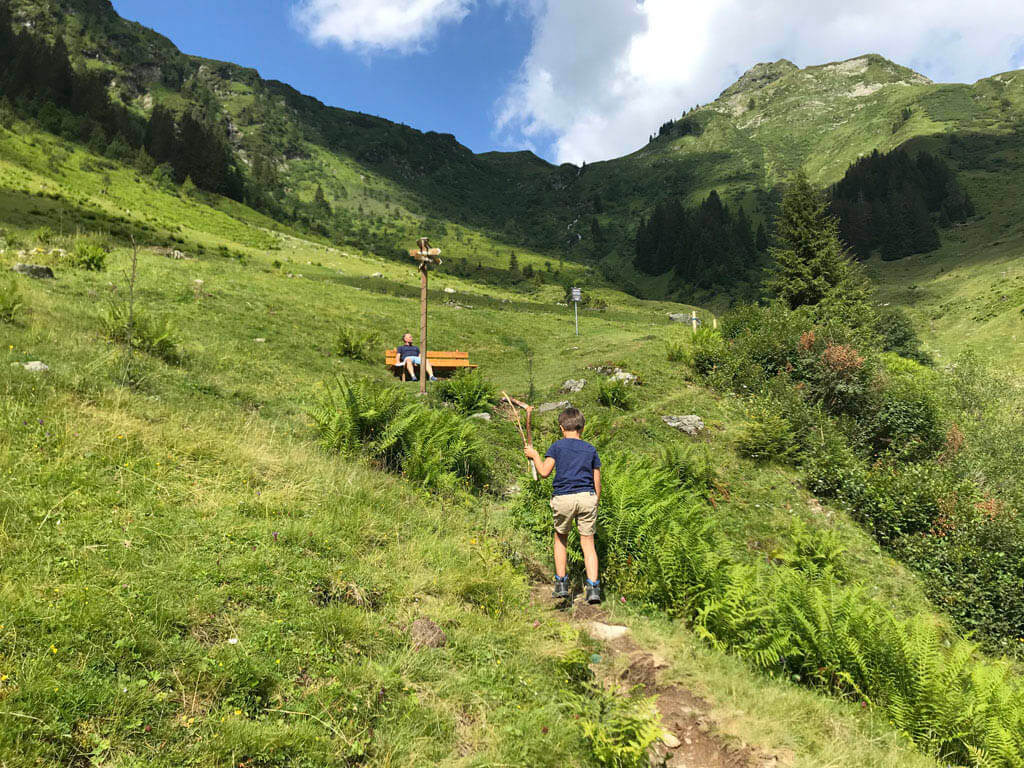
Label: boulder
xmin=561 ymin=379 xmax=586 ymax=393
xmin=443 ymin=287 xmax=456 ymax=294
xmin=410 ymin=618 xmax=447 ymax=649
xmin=370 ymin=272 xmax=384 ymax=278
xmin=662 ymin=415 xmax=704 ymax=436
xmin=610 ymin=370 xmax=638 ymax=385
xmin=537 ymin=400 xmax=571 ymax=414
xmin=584 ymin=621 xmax=630 ymax=642
xmin=12 ymin=264 xmax=54 ymax=279
xmin=23 ymin=361 xmax=50 ymax=373
xmin=469 ymin=412 xmax=492 ymax=421
xmin=668 ymin=313 xmax=690 ymax=323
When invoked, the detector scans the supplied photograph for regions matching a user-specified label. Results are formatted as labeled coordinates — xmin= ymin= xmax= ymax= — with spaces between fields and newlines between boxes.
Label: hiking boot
xmin=584 ymin=580 xmax=602 ymax=605
xmin=552 ymin=576 xmax=569 ymax=600
xmin=429 ymin=376 xmax=438 ymax=381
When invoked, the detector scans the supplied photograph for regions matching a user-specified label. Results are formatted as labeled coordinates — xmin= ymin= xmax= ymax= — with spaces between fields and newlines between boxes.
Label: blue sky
xmin=110 ymin=1 xmax=1024 ymax=166
xmin=110 ymin=0 xmax=540 ymax=156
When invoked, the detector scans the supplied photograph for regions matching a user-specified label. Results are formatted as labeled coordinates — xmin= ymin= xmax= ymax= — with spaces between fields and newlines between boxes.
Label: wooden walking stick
xmin=502 ymin=392 xmax=538 ymax=480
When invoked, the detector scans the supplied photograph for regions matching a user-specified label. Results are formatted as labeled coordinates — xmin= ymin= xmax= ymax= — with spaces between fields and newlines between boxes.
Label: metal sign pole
xmin=571 ymin=287 xmax=581 ymax=336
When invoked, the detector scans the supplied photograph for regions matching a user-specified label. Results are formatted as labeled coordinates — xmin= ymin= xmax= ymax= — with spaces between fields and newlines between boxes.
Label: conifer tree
xmin=765 ymin=172 xmax=872 ymax=325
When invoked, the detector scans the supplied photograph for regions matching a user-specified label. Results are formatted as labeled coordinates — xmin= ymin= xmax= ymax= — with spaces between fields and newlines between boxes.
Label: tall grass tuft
xmin=0 ymin=275 xmax=23 ymax=322
xmin=98 ymin=301 xmax=182 ymax=364
xmin=597 ymin=377 xmax=635 ymax=410
xmin=435 ymin=368 xmax=496 ymax=415
xmin=309 ymin=375 xmax=489 ymax=493
xmin=333 ymin=325 xmax=380 ymax=362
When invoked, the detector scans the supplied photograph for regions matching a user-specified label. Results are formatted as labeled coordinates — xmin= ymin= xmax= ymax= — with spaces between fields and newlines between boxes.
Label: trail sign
xmin=571 ymin=287 xmax=581 ymax=336
xmin=409 ymin=237 xmax=442 ymax=395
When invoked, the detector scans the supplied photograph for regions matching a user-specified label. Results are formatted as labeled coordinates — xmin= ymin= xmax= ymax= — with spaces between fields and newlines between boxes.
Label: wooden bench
xmin=385 ymin=349 xmax=477 ymax=381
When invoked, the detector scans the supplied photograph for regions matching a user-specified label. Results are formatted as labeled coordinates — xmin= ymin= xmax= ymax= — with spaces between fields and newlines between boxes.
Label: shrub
xmin=571 ymin=687 xmax=665 ymax=768
xmin=736 ymin=398 xmax=798 ymax=463
xmin=0 ymin=275 xmax=23 ymax=322
xmin=869 ymin=355 xmax=945 ymax=460
xmin=666 ymin=338 xmax=687 ymax=363
xmin=597 ymin=377 xmax=634 ymax=410
xmin=333 ymin=326 xmax=379 ymax=362
xmin=68 ymin=235 xmax=108 ymax=271
xmin=687 ymin=326 xmax=727 ymax=376
xmin=435 ymin=368 xmax=496 ymax=415
xmin=98 ymin=302 xmax=181 ymax=364
xmin=874 ymin=306 xmax=932 ymax=364
xmin=309 ymin=376 xmax=489 ymax=493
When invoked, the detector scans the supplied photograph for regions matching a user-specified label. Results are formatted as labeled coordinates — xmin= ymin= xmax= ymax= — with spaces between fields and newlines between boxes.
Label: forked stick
xmin=502 ymin=392 xmax=538 ymax=480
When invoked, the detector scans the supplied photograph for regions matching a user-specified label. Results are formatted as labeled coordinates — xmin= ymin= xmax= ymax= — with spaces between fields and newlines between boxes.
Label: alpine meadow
xmin=2 ymin=1 xmax=1024 ymax=767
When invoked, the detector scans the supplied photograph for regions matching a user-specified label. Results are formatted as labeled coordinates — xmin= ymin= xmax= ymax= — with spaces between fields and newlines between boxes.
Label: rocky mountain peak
xmin=719 ymin=59 xmax=798 ymax=99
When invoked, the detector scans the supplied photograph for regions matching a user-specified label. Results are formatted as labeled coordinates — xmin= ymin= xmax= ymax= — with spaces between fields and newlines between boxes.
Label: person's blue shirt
xmin=545 ymin=438 xmax=601 ymax=496
xmin=396 ymin=344 xmax=419 ymax=361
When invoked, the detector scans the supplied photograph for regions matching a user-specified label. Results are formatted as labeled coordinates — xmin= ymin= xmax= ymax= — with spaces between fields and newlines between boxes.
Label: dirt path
xmin=529 ymin=583 xmax=785 ymax=768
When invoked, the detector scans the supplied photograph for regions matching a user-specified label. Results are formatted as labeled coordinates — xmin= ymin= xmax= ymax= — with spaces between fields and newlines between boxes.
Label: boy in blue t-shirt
xmin=525 ymin=407 xmax=602 ymax=603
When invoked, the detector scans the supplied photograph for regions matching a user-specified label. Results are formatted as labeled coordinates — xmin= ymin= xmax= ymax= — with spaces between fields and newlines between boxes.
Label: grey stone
xmin=23 ymin=361 xmax=50 ymax=373
xmin=469 ymin=412 xmax=492 ymax=421
xmin=12 ymin=263 xmax=54 ymax=279
xmin=410 ymin=618 xmax=447 ymax=649
xmin=585 ymin=621 xmax=630 ymax=642
xmin=443 ymin=287 xmax=456 ymax=294
xmin=662 ymin=415 xmax=704 ymax=436
xmin=610 ymin=370 xmax=638 ymax=385
xmin=370 ymin=272 xmax=384 ymax=278
xmin=537 ymin=400 xmax=571 ymax=413
xmin=561 ymin=379 xmax=586 ymax=393
xmin=660 ymin=733 xmax=682 ymax=749
xmin=668 ymin=313 xmax=690 ymax=323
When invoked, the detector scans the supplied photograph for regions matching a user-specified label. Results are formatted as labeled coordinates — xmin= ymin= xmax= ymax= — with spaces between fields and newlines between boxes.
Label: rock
xmin=253 ymin=338 xmax=266 ymax=344
xmin=561 ymin=379 xmax=586 ymax=393
xmin=410 ymin=618 xmax=447 ymax=649
xmin=443 ymin=287 xmax=456 ymax=294
xmin=469 ymin=412 xmax=492 ymax=421
xmin=662 ymin=415 xmax=704 ymax=436
xmin=610 ymin=370 xmax=638 ymax=385
xmin=537 ymin=400 xmax=570 ymax=414
xmin=12 ymin=264 xmax=54 ymax=279
xmin=584 ymin=621 xmax=630 ymax=642
xmin=168 ymin=250 xmax=188 ymax=260
xmin=661 ymin=733 xmax=682 ymax=749
xmin=23 ymin=361 xmax=50 ymax=373
xmin=370 ymin=272 xmax=384 ymax=278
xmin=668 ymin=313 xmax=690 ymax=323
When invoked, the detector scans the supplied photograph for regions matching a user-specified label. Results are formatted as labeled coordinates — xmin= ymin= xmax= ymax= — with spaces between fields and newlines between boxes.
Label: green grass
xmin=0 ymin=115 xmax=956 ymax=766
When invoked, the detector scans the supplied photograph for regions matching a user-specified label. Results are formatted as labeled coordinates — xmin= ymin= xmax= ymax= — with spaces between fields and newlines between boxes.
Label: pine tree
xmin=314 ymin=184 xmax=331 ymax=216
xmin=756 ymin=221 xmax=769 ymax=252
xmin=765 ymin=172 xmax=872 ymax=324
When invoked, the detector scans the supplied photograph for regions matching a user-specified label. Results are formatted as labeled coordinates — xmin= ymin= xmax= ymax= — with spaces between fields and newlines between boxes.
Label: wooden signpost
xmin=409 ymin=237 xmax=442 ymax=395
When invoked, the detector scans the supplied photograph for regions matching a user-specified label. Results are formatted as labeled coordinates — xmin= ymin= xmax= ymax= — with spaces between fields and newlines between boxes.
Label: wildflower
xmin=50 ymin=645 xmax=57 ymax=654
xmin=234 ymin=709 xmax=241 ymax=716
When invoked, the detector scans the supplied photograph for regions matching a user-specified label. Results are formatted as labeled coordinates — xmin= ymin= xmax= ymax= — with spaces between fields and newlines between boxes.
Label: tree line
xmin=0 ymin=1 xmax=243 ymax=200
xmin=829 ymin=148 xmax=974 ymax=260
xmin=633 ymin=190 xmax=766 ymax=288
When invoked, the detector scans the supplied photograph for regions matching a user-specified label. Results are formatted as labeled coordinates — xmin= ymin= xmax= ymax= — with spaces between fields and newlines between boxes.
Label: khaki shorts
xmin=550 ymin=492 xmax=599 ymax=536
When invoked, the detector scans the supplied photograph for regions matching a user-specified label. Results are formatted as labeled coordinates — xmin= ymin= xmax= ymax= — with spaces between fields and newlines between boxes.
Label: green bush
xmin=869 ymin=355 xmax=945 ymax=460
xmin=736 ymin=398 xmax=798 ymax=463
xmin=309 ymin=376 xmax=489 ymax=493
xmin=0 ymin=275 xmax=23 ymax=322
xmin=571 ymin=688 xmax=665 ymax=768
xmin=874 ymin=306 xmax=932 ymax=364
xmin=665 ymin=338 xmax=687 ymax=362
xmin=435 ymin=368 xmax=496 ymax=415
xmin=68 ymin=235 xmax=108 ymax=271
xmin=687 ymin=326 xmax=727 ymax=376
xmin=597 ymin=377 xmax=634 ymax=410
xmin=333 ymin=325 xmax=379 ymax=362
xmin=98 ymin=302 xmax=182 ymax=364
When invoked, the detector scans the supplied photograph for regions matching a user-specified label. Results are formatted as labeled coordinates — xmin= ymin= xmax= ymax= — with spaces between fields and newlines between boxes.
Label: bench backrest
xmin=385 ymin=349 xmax=471 ymax=364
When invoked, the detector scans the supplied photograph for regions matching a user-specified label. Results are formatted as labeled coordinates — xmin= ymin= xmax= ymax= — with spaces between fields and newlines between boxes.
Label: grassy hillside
xmin=0 ymin=114 xmax=962 ymax=767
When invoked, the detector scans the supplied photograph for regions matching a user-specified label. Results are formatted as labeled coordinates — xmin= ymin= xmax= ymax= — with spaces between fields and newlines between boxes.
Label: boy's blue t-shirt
xmin=396 ymin=344 xmax=420 ymax=361
xmin=545 ymin=438 xmax=601 ymax=496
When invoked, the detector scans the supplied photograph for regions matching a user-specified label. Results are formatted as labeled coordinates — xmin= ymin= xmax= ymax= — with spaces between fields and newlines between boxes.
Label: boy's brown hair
xmin=558 ymin=407 xmax=585 ymax=433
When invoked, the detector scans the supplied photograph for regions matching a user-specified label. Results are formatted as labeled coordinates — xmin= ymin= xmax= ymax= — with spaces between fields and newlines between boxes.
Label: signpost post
xmin=409 ymin=237 xmax=442 ymax=395
xmin=571 ymin=287 xmax=581 ymax=336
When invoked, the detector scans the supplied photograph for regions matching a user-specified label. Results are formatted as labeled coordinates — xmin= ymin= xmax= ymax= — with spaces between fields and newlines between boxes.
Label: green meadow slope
xmin=0 ymin=115 xmax=953 ymax=767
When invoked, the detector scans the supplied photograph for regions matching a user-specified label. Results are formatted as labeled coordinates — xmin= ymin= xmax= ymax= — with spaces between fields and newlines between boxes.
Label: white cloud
xmin=293 ymin=0 xmax=475 ymax=51
xmin=496 ymin=0 xmax=1024 ymax=164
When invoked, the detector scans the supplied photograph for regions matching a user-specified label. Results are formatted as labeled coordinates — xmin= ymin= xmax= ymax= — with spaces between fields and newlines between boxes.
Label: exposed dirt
xmin=530 ymin=583 xmax=787 ymax=768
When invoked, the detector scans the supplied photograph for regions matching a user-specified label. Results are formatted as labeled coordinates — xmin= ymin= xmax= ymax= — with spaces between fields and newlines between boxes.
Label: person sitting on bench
xmin=396 ymin=333 xmax=436 ymax=381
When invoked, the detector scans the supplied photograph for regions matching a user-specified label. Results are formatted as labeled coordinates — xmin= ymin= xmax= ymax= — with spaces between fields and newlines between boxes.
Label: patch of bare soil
xmin=530 ymin=583 xmax=787 ymax=768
